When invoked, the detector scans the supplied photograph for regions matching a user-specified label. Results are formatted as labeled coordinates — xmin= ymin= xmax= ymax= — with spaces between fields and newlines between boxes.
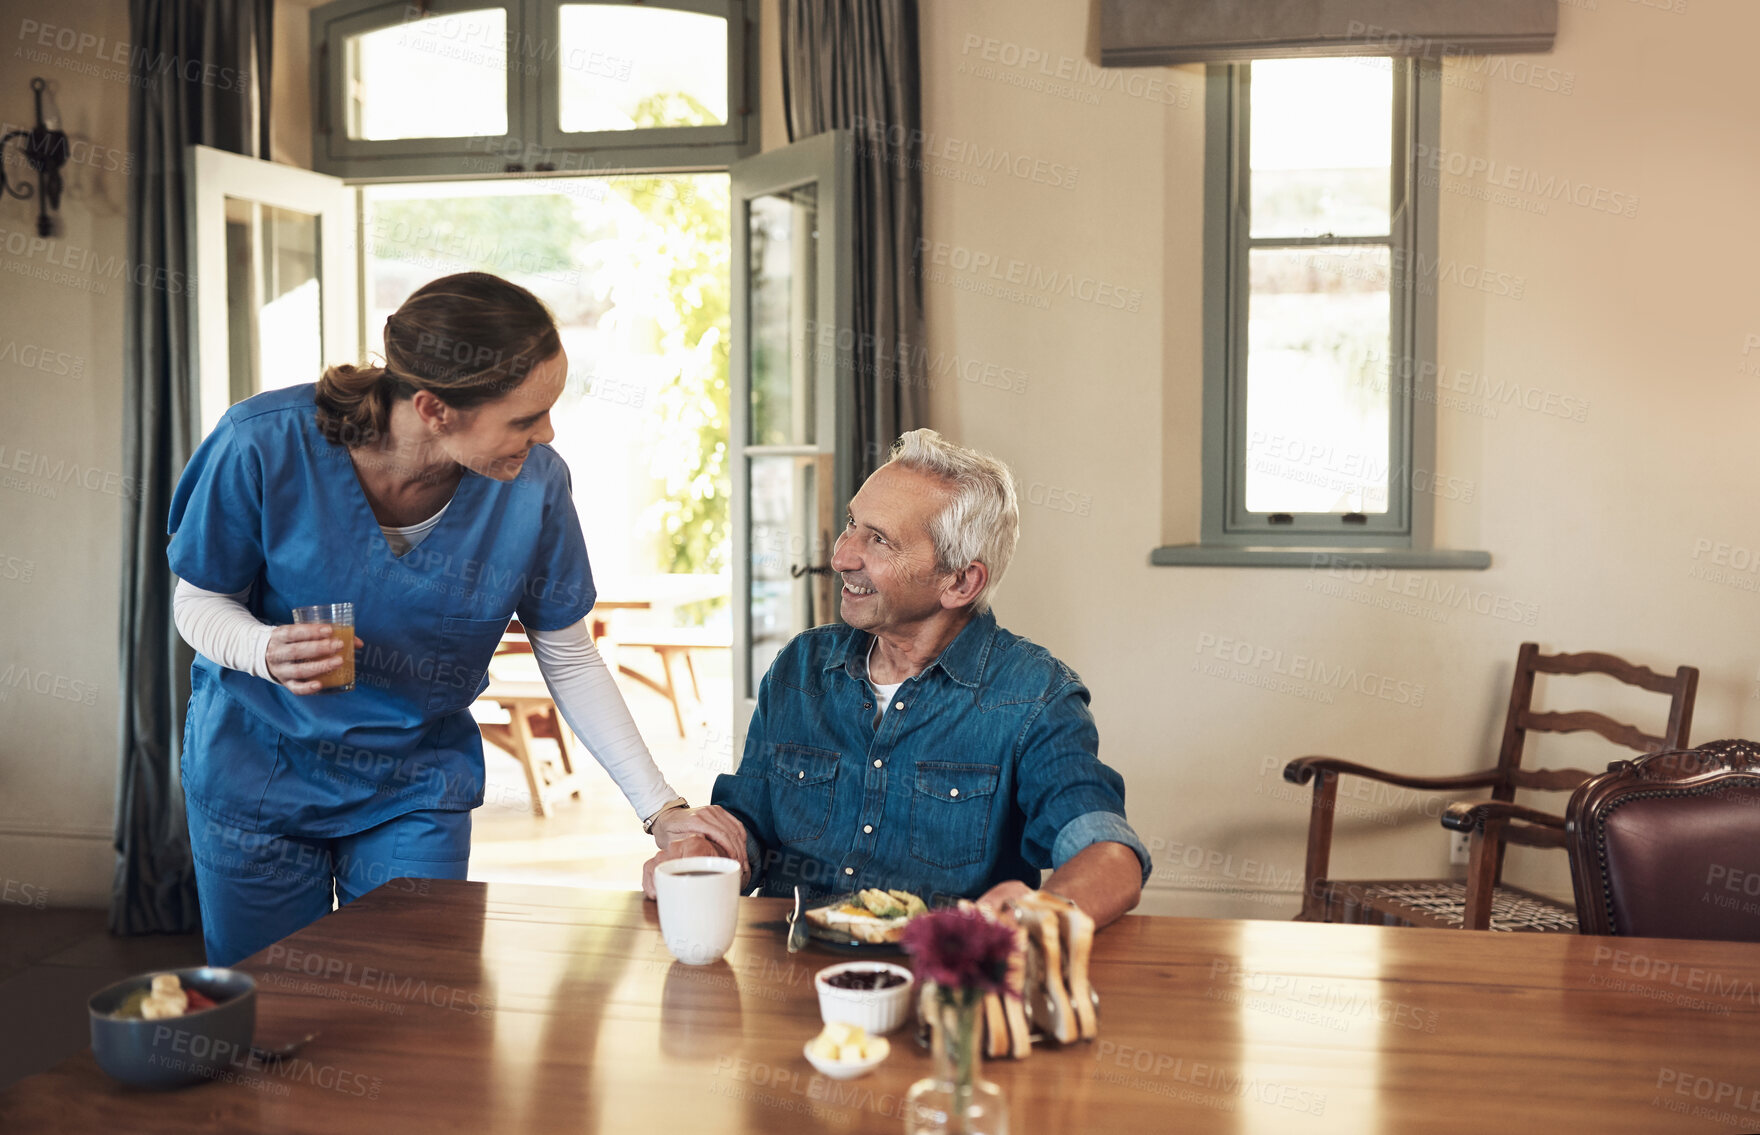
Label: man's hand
xmin=643 ymin=835 xmax=726 ymax=901
xmin=648 ymin=805 xmax=749 ymax=879
xmin=975 ymin=879 xmax=1034 ymax=917
xmin=972 ymin=842 xmax=1143 ymax=930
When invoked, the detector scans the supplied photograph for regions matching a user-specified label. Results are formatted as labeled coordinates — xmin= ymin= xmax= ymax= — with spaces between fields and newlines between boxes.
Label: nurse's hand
xmin=650 ymin=804 xmax=750 ymax=878
xmin=266 ymin=623 xmax=365 ymax=695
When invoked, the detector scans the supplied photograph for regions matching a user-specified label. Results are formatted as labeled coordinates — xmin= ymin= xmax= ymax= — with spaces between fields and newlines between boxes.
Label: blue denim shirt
xmin=712 ymin=609 xmax=1152 ymax=902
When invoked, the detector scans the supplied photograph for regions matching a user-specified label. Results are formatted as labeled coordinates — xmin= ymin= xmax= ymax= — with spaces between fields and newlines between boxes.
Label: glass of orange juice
xmin=291 ymin=603 xmax=356 ymax=692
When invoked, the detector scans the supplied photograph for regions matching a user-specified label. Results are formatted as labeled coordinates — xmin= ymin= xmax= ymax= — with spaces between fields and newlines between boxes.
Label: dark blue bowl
xmin=88 ymin=967 xmax=257 ymax=1089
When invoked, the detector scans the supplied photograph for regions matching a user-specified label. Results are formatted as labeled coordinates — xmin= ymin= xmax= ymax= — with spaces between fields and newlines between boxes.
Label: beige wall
xmin=917 ymin=0 xmax=1760 ymax=917
xmin=0 ymin=0 xmax=316 ymax=907
xmin=1 ymin=0 xmax=134 ymax=906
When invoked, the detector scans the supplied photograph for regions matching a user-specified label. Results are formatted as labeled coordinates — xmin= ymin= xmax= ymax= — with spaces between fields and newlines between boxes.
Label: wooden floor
xmin=0 ymin=904 xmax=205 ymax=1090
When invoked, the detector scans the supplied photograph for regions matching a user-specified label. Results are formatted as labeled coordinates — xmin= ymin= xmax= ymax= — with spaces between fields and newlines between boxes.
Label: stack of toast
xmin=923 ymin=892 xmax=1097 ymax=1058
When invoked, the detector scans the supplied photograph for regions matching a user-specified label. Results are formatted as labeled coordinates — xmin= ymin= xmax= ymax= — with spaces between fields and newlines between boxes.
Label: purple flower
xmin=900 ymin=908 xmax=1018 ymax=995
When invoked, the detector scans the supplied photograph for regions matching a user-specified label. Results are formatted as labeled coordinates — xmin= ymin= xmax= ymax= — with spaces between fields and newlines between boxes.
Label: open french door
xmin=729 ymin=131 xmax=855 ymax=752
xmin=188 ymin=145 xmax=359 ymax=437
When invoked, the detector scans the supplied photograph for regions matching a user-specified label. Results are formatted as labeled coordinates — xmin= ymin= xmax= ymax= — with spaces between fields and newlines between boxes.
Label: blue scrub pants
xmin=186 ymin=806 xmax=472 ymax=967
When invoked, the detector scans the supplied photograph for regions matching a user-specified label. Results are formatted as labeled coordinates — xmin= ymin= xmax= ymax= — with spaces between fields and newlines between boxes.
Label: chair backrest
xmin=1491 ymin=643 xmax=1699 ymax=801
xmin=1568 ymin=739 xmax=1760 ymax=940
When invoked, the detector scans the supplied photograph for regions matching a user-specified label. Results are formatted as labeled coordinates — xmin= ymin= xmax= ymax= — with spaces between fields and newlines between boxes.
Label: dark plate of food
xmin=801 ymin=888 xmax=929 ymax=953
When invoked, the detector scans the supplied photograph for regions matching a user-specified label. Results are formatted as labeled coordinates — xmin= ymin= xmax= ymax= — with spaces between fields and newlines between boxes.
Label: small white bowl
xmin=803 ymin=1035 xmax=890 ymax=1080
xmin=814 ymin=961 xmax=915 ymax=1035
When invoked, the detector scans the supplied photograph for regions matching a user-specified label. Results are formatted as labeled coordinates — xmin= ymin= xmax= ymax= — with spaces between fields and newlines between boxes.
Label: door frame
xmin=187 ymin=145 xmax=360 ymax=438
xmin=729 ymin=130 xmax=855 ymax=752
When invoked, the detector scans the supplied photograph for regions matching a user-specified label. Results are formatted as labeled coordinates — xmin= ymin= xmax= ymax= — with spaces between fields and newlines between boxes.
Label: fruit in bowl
xmin=88 ymin=967 xmax=257 ymax=1089
xmin=804 ymin=1021 xmax=890 ymax=1080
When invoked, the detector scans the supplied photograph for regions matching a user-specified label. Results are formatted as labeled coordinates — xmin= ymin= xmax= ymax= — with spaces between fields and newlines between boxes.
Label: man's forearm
xmin=1043 ymin=841 xmax=1143 ymax=929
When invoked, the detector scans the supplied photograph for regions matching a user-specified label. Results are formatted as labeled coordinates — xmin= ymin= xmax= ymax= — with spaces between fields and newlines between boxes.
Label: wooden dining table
xmin=6 ymin=880 xmax=1760 ymax=1133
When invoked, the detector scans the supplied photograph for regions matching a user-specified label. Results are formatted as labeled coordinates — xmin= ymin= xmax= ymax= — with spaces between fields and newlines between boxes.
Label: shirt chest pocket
xmin=768 ymin=744 xmax=841 ymax=846
xmin=426 ymin=615 xmax=507 ymax=713
xmin=910 ymin=762 xmax=1000 ymax=869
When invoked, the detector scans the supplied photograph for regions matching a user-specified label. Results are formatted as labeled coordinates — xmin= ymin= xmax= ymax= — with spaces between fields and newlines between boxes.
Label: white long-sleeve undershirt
xmin=171 ymin=579 xmax=679 ymax=821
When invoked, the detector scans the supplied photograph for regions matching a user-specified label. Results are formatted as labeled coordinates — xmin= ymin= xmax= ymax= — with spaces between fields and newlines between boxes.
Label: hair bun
xmin=314 ymin=363 xmax=392 ymax=448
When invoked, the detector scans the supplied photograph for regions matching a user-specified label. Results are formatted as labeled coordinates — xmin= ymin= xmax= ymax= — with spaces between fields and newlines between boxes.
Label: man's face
xmin=829 ymin=463 xmax=956 ymax=632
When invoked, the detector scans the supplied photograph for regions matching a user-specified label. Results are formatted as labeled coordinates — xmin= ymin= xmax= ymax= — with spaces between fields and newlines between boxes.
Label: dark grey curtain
xmin=779 ymin=0 xmax=925 ymax=481
xmin=114 ymin=0 xmax=273 ymax=935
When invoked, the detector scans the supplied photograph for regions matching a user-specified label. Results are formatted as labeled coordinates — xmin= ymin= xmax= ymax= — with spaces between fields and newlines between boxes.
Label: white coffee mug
xmin=654 ymin=856 xmax=742 ymax=966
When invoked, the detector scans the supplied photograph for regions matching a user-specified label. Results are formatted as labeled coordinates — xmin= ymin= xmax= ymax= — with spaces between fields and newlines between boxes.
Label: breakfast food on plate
xmin=809 ymin=1021 xmax=891 ymax=1065
xmin=805 ymin=888 xmax=928 ymax=944
xmin=112 ymin=973 xmax=220 ymax=1020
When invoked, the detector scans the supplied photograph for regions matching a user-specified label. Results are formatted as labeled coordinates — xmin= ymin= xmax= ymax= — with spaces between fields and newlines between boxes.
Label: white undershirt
xmin=865 ymin=638 xmax=905 ymax=724
xmin=378 ymin=499 xmax=451 ymax=557
xmin=170 ymin=513 xmax=677 ymax=821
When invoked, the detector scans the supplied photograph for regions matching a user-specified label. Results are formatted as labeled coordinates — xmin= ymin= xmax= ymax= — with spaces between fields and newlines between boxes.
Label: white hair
xmin=885 ymin=429 xmax=1019 ymax=614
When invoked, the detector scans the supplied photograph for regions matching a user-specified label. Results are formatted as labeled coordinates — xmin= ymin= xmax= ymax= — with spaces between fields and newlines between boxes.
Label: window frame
xmin=309 ymin=0 xmax=755 ymax=180
xmin=1158 ymin=56 xmax=1484 ymax=568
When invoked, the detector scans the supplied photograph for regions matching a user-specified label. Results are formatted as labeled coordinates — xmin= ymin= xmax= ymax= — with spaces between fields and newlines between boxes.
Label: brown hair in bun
xmin=314 ymin=272 xmax=562 ymax=449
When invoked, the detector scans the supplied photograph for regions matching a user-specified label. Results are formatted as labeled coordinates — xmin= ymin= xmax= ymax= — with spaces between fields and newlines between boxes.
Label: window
xmin=1157 ymin=57 xmax=1486 ymax=568
xmin=310 ymin=0 xmax=752 ymax=179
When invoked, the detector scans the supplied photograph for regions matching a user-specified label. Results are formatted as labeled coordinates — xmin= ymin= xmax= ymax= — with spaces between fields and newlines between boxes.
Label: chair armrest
xmin=1441 ymin=799 xmax=1568 ymax=833
xmin=1282 ymin=756 xmax=1505 ymax=792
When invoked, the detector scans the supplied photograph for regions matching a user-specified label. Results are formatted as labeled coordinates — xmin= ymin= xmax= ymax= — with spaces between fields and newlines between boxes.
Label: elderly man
xmin=643 ymin=429 xmax=1150 ymax=928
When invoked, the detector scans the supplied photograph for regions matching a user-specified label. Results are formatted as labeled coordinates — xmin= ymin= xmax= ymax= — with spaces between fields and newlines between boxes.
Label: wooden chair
xmin=1560 ymin=739 xmax=1760 ymax=941
xmin=1284 ymin=643 xmax=1698 ymax=931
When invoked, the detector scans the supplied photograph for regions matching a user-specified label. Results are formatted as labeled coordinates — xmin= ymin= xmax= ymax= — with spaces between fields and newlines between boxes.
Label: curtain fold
xmin=779 ymin=0 xmax=925 ymax=481
xmin=114 ymin=0 xmax=273 ymax=936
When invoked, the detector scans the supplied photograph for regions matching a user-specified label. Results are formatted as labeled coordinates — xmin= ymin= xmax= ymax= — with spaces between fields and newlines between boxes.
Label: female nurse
xmin=168 ymin=272 xmax=746 ymax=966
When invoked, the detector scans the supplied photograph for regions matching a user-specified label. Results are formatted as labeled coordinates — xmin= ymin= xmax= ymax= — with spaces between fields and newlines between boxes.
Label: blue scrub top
xmin=167 ymin=384 xmax=596 ymax=837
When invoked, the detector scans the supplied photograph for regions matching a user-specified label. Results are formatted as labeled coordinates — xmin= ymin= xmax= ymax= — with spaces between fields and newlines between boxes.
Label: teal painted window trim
xmin=308 ymin=0 xmax=756 ymax=180
xmin=1173 ymin=57 xmax=1485 ymax=567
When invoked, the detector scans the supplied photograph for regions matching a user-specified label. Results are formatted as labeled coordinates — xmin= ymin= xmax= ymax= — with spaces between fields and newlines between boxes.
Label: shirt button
xmin=798 ymin=771 xmax=804 ymax=779
xmin=895 ymin=701 xmax=904 ymax=711
xmin=844 ymin=867 xmax=854 ymax=876
xmin=873 ymin=759 xmax=882 ymax=768
xmin=863 ymin=824 xmax=873 ymax=834
xmin=949 ymin=788 xmax=959 ymax=797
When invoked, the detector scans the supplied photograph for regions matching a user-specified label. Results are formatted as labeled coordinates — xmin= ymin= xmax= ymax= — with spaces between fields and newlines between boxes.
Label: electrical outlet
xmin=1449 ymin=831 xmax=1472 ymax=866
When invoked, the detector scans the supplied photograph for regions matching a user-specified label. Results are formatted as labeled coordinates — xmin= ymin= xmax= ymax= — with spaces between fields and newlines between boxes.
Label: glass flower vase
xmin=904 ymin=984 xmax=1009 ymax=1135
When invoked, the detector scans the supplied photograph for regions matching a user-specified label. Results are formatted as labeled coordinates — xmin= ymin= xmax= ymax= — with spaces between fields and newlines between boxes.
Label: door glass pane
xmin=1243 ymin=246 xmax=1391 ymax=514
xmin=748 ymin=455 xmax=818 ymax=697
xmin=224 ymin=198 xmax=321 ymax=402
xmin=747 ymin=185 xmax=818 ymax=446
xmin=347 ymin=8 xmax=508 ymax=140
xmin=557 ymin=5 xmax=728 ymax=132
xmin=1250 ymin=59 xmax=1391 ymax=238
xmin=360 ymin=173 xmax=733 ymax=583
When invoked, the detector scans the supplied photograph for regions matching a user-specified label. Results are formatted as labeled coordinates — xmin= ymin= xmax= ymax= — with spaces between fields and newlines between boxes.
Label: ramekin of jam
xmin=815 ymin=961 xmax=915 ymax=1034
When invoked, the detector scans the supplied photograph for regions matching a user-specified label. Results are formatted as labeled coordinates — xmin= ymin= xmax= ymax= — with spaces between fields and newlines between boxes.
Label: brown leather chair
xmin=1565 ymin=739 xmax=1760 ymax=941
xmin=1286 ymin=643 xmax=1697 ymax=932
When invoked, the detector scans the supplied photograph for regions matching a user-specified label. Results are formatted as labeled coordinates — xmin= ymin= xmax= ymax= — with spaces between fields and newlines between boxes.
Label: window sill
xmin=1150 ymin=545 xmax=1492 ymax=570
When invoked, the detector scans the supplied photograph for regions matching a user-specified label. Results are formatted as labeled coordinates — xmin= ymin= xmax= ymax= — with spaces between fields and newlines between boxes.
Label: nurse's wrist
xmin=250 ymin=623 xmax=277 ymax=682
xmin=641 ymin=796 xmax=689 ymax=835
